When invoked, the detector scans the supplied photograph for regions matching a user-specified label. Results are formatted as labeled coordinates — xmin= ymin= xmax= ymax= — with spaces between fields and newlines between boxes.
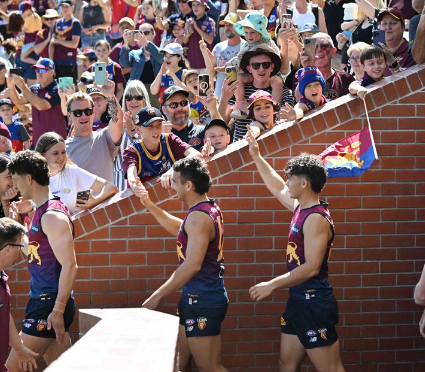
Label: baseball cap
xmin=77 ymin=48 xmax=97 ymax=60
xmin=161 ymin=85 xmax=189 ymax=104
xmin=298 ymin=23 xmax=319 ymax=34
xmin=20 ymin=1 xmax=32 ymax=12
xmin=31 ymin=58 xmax=55 ymax=70
xmin=0 ymin=122 xmax=10 ymax=139
xmin=0 ymin=99 xmax=13 ymax=109
xmin=60 ymin=0 xmax=74 ymax=6
xmin=86 ymin=85 xmax=106 ymax=97
xmin=119 ymin=17 xmax=134 ymax=28
xmin=219 ymin=13 xmax=240 ymax=25
xmin=204 ymin=119 xmax=229 ymax=133
xmin=134 ymin=107 xmax=165 ymax=127
xmin=247 ymin=90 xmax=276 ymax=109
xmin=377 ymin=7 xmax=404 ymax=25
xmin=161 ymin=43 xmax=184 ymax=56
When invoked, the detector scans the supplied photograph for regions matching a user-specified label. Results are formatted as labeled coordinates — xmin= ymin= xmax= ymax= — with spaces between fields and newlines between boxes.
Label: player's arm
xmin=142 ymin=211 xmax=212 ymax=310
xmin=41 ymin=211 xmax=78 ymax=344
xmin=250 ymin=214 xmax=330 ymax=301
xmin=134 ymin=180 xmax=183 ymax=236
xmin=245 ymin=126 xmax=296 ymax=211
xmin=414 ymin=264 xmax=425 ymax=306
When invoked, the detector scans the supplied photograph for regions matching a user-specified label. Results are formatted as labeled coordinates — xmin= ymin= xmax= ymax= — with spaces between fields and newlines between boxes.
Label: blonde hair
xmin=347 ymin=41 xmax=370 ymax=57
xmin=122 ymin=80 xmax=150 ymax=112
xmin=67 ymin=91 xmax=94 ymax=112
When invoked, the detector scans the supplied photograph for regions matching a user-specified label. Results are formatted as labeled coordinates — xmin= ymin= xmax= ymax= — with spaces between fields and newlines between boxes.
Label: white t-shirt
xmin=291 ymin=3 xmax=316 ymax=30
xmin=49 ymin=164 xmax=97 ymax=215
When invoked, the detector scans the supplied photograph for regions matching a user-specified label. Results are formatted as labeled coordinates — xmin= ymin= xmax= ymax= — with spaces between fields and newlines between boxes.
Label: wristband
xmin=54 ymin=301 xmax=66 ymax=311
xmin=52 ymin=308 xmax=64 ymax=314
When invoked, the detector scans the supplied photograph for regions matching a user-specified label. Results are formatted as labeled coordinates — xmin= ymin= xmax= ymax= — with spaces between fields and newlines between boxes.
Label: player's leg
xmin=178 ymin=324 xmax=192 ymax=372
xmin=279 ymin=333 xmax=307 ymax=372
xmin=43 ymin=332 xmax=72 ymax=365
xmin=187 ymin=335 xmax=228 ymax=372
xmin=6 ymin=333 xmax=53 ymax=372
xmin=306 ymin=340 xmax=345 ymax=372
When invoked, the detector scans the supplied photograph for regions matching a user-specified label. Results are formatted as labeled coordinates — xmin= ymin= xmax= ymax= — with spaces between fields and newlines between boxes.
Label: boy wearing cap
xmin=0 ymin=99 xmax=30 ymax=153
xmin=50 ymin=0 xmax=82 ymax=81
xmin=7 ymin=58 xmax=67 ymax=146
xmin=204 ymin=119 xmax=230 ymax=154
xmin=122 ymin=106 xmax=200 ymax=187
xmin=281 ymin=67 xmax=327 ymax=122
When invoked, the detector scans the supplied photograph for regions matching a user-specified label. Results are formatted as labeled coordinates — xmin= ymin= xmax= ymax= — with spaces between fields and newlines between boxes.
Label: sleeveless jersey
xmin=131 ymin=133 xmax=176 ymax=179
xmin=159 ymin=68 xmax=184 ymax=104
xmin=177 ymin=199 xmax=226 ymax=297
xmin=28 ymin=197 xmax=74 ymax=299
xmin=286 ymin=201 xmax=334 ymax=301
xmin=263 ymin=5 xmax=278 ymax=39
xmin=54 ymin=17 xmax=79 ymax=61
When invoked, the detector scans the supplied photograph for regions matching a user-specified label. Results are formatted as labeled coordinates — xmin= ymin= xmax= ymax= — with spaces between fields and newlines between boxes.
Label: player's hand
xmin=15 ymin=344 xmax=38 ymax=372
xmin=420 ymin=309 xmax=425 ymax=338
xmin=131 ymin=179 xmax=152 ymax=207
xmin=142 ymin=293 xmax=161 ymax=310
xmin=249 ymin=281 xmax=275 ymax=301
xmin=160 ymin=170 xmax=173 ymax=189
xmin=279 ymin=102 xmax=297 ymax=121
xmin=245 ymin=125 xmax=260 ymax=159
xmin=47 ymin=310 xmax=65 ymax=344
xmin=357 ymin=87 xmax=368 ymax=100
xmin=14 ymin=198 xmax=33 ymax=214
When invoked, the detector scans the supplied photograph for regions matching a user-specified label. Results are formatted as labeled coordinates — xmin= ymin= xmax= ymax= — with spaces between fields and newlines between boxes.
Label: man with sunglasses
xmin=65 ymin=81 xmax=123 ymax=183
xmin=296 ymin=33 xmax=354 ymax=100
xmin=0 ymin=217 xmax=39 ymax=372
xmin=7 ymin=58 xmax=67 ymax=147
xmin=6 ymin=151 xmax=78 ymax=371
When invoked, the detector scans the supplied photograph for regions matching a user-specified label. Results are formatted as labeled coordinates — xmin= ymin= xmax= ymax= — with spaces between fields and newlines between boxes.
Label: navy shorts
xmin=178 ymin=296 xmax=228 ymax=338
xmin=22 ymin=296 xmax=75 ymax=339
xmin=281 ymin=296 xmax=339 ymax=349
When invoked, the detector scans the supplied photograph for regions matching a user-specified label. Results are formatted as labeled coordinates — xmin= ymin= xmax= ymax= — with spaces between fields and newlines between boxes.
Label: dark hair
xmin=173 ymin=157 xmax=212 ymax=194
xmin=360 ymin=45 xmax=387 ymax=64
xmin=0 ymin=153 xmax=11 ymax=173
xmin=3 ymin=38 xmax=17 ymax=54
xmin=178 ymin=55 xmax=190 ymax=69
xmin=7 ymin=150 xmax=50 ymax=186
xmin=163 ymin=0 xmax=178 ymax=18
xmin=284 ymin=153 xmax=327 ymax=193
xmin=0 ymin=217 xmax=25 ymax=250
xmin=247 ymin=100 xmax=280 ymax=120
xmin=8 ymin=12 xmax=25 ymax=33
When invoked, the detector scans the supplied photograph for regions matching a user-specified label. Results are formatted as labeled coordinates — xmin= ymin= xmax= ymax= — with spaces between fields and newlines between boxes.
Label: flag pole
xmin=363 ymin=95 xmax=379 ymax=160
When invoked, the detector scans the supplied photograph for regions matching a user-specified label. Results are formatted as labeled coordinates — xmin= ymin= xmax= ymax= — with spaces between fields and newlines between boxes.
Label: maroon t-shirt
xmin=34 ymin=28 xmax=50 ymax=58
xmin=294 ymin=68 xmax=355 ymax=100
xmin=122 ymin=132 xmax=190 ymax=181
xmin=0 ymin=271 xmax=11 ymax=372
xmin=110 ymin=41 xmax=141 ymax=64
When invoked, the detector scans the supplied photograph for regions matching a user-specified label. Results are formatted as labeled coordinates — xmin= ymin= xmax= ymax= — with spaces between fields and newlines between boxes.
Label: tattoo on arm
xmin=107 ymin=97 xmax=119 ymax=122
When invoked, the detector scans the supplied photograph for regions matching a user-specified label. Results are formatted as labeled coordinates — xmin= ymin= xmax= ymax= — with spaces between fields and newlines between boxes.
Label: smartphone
xmin=304 ymin=37 xmax=316 ymax=61
xmin=58 ymin=77 xmax=73 ymax=90
xmin=10 ymin=68 xmax=23 ymax=77
xmin=94 ymin=62 xmax=107 ymax=85
xmin=76 ymin=190 xmax=90 ymax=201
xmin=198 ymin=74 xmax=210 ymax=96
xmin=225 ymin=66 xmax=237 ymax=85
xmin=372 ymin=29 xmax=386 ymax=47
xmin=128 ymin=30 xmax=141 ymax=38
xmin=281 ymin=14 xmax=292 ymax=29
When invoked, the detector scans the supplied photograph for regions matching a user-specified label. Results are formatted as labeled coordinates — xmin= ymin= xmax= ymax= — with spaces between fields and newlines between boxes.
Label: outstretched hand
xmin=93 ymin=79 xmax=115 ymax=98
xmin=245 ymin=125 xmax=260 ymax=159
xmin=279 ymin=102 xmax=297 ymax=121
xmin=249 ymin=281 xmax=275 ymax=301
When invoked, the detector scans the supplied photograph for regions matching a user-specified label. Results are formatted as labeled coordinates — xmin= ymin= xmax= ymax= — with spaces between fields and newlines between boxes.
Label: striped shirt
xmin=228 ymin=77 xmax=294 ymax=142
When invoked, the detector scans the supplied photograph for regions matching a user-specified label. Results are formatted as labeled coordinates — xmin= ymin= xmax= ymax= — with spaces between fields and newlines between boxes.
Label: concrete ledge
xmin=45 ymin=308 xmax=179 ymax=372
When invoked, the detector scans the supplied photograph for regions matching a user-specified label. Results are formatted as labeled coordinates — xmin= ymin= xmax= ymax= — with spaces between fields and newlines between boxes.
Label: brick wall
xmin=9 ymin=65 xmax=425 ymax=371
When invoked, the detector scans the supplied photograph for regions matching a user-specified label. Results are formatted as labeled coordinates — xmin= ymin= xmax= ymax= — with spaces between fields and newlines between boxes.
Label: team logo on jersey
xmin=269 ymin=15 xmax=276 ymax=23
xmin=186 ymin=319 xmax=195 ymax=326
xmin=147 ymin=108 xmax=156 ymax=116
xmin=28 ymin=241 xmax=41 ymax=265
xmin=188 ymin=137 xmax=202 ymax=147
xmin=291 ymin=224 xmax=299 ymax=234
xmin=37 ymin=320 xmax=47 ymax=332
xmin=306 ymin=330 xmax=317 ymax=337
xmin=30 ymin=224 xmax=39 ymax=233
xmin=280 ymin=317 xmax=286 ymax=326
xmin=318 ymin=328 xmax=327 ymax=340
xmin=309 ymin=337 xmax=317 ymax=343
xmin=197 ymin=317 xmax=207 ymax=330
xmin=286 ymin=242 xmax=300 ymax=266
xmin=187 ymin=326 xmax=193 ymax=332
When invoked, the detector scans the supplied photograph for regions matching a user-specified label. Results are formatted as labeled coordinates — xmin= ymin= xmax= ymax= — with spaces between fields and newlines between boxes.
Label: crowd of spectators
xmin=0 ymin=0 xmax=423 ymax=217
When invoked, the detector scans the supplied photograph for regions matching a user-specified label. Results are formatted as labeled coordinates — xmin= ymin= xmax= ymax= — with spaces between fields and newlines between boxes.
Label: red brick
xmin=363 ymin=197 xmax=396 ymax=208
xmin=91 ymin=267 xmax=127 ymax=279
xmin=110 ymin=253 xmax=145 ymax=265
xmin=345 ymin=262 xmax=379 ymax=274
xmin=345 ymin=287 xmax=378 ymax=299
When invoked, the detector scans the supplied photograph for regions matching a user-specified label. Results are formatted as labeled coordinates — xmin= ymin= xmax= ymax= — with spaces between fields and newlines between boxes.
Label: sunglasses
xmin=164 ymin=99 xmax=189 ymax=109
xmin=125 ymin=95 xmax=144 ymax=101
xmin=35 ymin=68 xmax=48 ymax=74
xmin=316 ymin=43 xmax=332 ymax=51
xmin=0 ymin=65 xmax=5 ymax=70
xmin=80 ymin=77 xmax=93 ymax=84
xmin=71 ymin=108 xmax=94 ymax=117
xmin=250 ymin=62 xmax=272 ymax=70
xmin=349 ymin=56 xmax=360 ymax=62
xmin=142 ymin=30 xmax=153 ymax=35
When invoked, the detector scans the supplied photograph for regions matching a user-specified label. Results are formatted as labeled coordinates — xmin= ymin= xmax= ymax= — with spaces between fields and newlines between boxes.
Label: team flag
xmin=319 ymin=126 xmax=378 ymax=178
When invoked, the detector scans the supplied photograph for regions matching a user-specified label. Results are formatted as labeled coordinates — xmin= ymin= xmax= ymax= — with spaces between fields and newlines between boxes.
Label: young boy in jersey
xmin=349 ymin=45 xmax=401 ymax=99
xmin=0 ymin=217 xmax=39 ymax=372
xmin=228 ymin=12 xmax=283 ymax=119
xmin=6 ymin=150 xmax=78 ymax=371
xmin=0 ymin=99 xmax=30 ymax=153
xmin=87 ymin=40 xmax=126 ymax=101
xmin=132 ymin=157 xmax=230 ymax=372
xmin=280 ymin=67 xmax=327 ymax=122
xmin=122 ymin=106 xmax=200 ymax=188
xmin=246 ymin=128 xmax=345 ymax=372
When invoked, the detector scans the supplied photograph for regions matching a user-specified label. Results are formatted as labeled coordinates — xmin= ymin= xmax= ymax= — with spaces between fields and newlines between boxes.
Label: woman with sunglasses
xmin=35 ymin=131 xmax=118 ymax=215
xmin=113 ymin=80 xmax=151 ymax=191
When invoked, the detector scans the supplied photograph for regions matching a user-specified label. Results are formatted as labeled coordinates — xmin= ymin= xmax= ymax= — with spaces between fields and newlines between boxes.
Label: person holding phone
xmin=35 ymin=132 xmax=118 ymax=215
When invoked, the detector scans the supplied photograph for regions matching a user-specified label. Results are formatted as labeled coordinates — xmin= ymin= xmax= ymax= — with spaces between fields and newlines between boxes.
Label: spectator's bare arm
xmin=355 ymin=0 xmax=377 ymax=21
xmin=415 ymin=264 xmax=425 ymax=306
xmin=13 ymin=75 xmax=51 ymax=110
xmin=412 ymin=6 xmax=425 ymax=64
xmin=7 ymin=75 xmax=28 ymax=106
xmin=218 ymin=78 xmax=237 ymax=123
